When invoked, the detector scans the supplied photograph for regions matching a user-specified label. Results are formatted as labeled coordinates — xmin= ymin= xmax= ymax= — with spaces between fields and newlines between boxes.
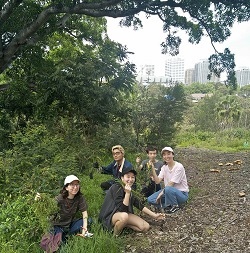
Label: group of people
xmin=39 ymin=144 xmax=189 ymax=252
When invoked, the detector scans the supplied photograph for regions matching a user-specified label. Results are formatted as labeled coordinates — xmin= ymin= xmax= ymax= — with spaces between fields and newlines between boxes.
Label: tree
xmin=215 ymin=95 xmax=241 ymax=129
xmin=0 ymin=17 xmax=136 ymax=148
xmin=1 ymin=1 xmax=250 ymax=87
xmin=130 ymin=83 xmax=188 ymax=148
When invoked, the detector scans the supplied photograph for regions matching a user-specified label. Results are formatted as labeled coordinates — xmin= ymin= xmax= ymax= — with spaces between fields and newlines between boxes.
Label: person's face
xmin=147 ymin=150 xmax=157 ymax=161
xmin=66 ymin=180 xmax=80 ymax=197
xmin=162 ymin=151 xmax=174 ymax=162
xmin=121 ymin=172 xmax=136 ymax=186
xmin=112 ymin=148 xmax=124 ymax=162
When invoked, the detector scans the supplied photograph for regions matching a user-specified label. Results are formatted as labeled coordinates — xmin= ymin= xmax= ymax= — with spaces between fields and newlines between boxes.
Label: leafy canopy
xmin=1 ymin=1 xmax=250 ymax=88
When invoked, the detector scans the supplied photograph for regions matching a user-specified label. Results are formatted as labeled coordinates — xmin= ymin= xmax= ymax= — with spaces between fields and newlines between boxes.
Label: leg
xmin=126 ymin=213 xmax=150 ymax=232
xmin=111 ymin=212 xmax=129 ymax=236
xmin=100 ymin=181 xmax=112 ymax=191
xmin=147 ymin=189 xmax=165 ymax=208
xmin=68 ymin=218 xmax=83 ymax=235
xmin=164 ymin=186 xmax=188 ymax=206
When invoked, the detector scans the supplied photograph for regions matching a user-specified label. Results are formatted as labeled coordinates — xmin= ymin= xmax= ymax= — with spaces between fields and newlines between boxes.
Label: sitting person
xmin=148 ymin=147 xmax=189 ymax=213
xmin=138 ymin=146 xmax=164 ymax=197
xmin=99 ymin=167 xmax=165 ymax=236
xmin=100 ymin=145 xmax=133 ymax=191
xmin=38 ymin=175 xmax=92 ymax=252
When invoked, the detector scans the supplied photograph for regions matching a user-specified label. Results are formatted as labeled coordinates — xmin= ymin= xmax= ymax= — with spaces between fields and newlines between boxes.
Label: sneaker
xmin=163 ymin=205 xmax=172 ymax=213
xmin=167 ymin=205 xmax=180 ymax=214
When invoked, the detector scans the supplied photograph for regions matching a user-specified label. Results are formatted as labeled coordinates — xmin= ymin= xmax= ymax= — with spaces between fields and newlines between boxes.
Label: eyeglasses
xmin=69 ymin=183 xmax=80 ymax=188
xmin=113 ymin=152 xmax=121 ymax=156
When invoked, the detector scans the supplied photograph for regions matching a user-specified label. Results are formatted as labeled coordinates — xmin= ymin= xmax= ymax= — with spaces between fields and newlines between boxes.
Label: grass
xmin=176 ymin=129 xmax=250 ymax=152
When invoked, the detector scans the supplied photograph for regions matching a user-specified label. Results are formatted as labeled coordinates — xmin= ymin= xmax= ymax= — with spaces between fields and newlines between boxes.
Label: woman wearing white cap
xmin=147 ymin=147 xmax=189 ymax=214
xmin=39 ymin=175 xmax=92 ymax=252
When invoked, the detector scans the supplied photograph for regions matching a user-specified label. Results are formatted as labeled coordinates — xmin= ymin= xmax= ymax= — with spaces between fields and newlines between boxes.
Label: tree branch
xmin=0 ymin=0 xmax=23 ymax=25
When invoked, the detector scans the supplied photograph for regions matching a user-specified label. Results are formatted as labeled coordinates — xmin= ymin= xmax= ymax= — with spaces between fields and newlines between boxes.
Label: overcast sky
xmin=107 ymin=15 xmax=250 ymax=77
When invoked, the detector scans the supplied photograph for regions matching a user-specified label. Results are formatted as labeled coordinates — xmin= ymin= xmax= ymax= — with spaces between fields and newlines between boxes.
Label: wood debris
xmin=225 ymin=162 xmax=234 ymax=166
xmin=233 ymin=160 xmax=243 ymax=165
xmin=238 ymin=191 xmax=246 ymax=197
xmin=227 ymin=167 xmax=240 ymax=171
xmin=210 ymin=169 xmax=221 ymax=173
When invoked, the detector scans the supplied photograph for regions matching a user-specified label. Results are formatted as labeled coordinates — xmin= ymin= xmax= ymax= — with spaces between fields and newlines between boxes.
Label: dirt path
xmin=124 ymin=147 xmax=250 ymax=253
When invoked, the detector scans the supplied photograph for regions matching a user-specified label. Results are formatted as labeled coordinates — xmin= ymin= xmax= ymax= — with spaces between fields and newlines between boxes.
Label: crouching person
xmin=38 ymin=175 xmax=92 ymax=253
xmin=148 ymin=147 xmax=189 ymax=213
xmin=99 ymin=167 xmax=164 ymax=236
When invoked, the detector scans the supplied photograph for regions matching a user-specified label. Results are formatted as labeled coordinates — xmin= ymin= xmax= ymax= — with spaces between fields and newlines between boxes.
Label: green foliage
xmin=0 ymin=194 xmax=43 ymax=253
xmin=1 ymin=1 xmax=250 ymax=86
xmin=129 ymin=83 xmax=188 ymax=149
xmin=177 ymin=128 xmax=250 ymax=152
xmin=0 ymin=124 xmax=80 ymax=199
xmin=184 ymin=82 xmax=215 ymax=95
xmin=60 ymin=224 xmax=123 ymax=253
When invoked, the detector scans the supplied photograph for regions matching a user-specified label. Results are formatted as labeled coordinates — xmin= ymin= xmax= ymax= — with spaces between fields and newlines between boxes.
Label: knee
xmin=164 ymin=186 xmax=175 ymax=194
xmin=141 ymin=221 xmax=150 ymax=232
xmin=118 ymin=212 xmax=129 ymax=224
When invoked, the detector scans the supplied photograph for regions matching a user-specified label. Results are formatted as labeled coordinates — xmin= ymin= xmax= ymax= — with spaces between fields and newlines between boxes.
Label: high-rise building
xmin=185 ymin=68 xmax=194 ymax=85
xmin=165 ymin=57 xmax=185 ymax=84
xmin=236 ymin=68 xmax=250 ymax=87
xmin=193 ymin=59 xmax=220 ymax=84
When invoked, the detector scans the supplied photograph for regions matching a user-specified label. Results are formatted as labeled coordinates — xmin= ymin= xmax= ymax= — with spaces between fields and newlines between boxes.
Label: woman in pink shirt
xmin=147 ymin=147 xmax=189 ymax=213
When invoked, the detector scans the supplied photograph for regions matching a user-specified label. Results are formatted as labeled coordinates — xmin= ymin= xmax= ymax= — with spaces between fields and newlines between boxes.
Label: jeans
xmin=148 ymin=186 xmax=188 ymax=208
xmin=53 ymin=218 xmax=84 ymax=242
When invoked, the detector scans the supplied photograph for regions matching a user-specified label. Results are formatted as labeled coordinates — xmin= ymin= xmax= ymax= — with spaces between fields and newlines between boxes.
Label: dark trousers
xmin=141 ymin=180 xmax=161 ymax=197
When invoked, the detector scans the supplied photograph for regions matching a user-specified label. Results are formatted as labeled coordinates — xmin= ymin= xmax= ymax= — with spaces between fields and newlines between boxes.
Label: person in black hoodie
xmin=99 ymin=167 xmax=165 ymax=236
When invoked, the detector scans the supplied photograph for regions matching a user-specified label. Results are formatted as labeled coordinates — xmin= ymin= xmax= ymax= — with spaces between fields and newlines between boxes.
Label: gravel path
xmin=124 ymin=147 xmax=250 ymax=253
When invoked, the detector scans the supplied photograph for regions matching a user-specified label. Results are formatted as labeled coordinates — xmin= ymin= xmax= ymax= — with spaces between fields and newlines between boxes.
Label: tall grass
xmin=176 ymin=128 xmax=250 ymax=152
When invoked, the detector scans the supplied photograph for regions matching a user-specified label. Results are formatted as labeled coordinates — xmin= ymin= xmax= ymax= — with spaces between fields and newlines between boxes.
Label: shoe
xmin=167 ymin=205 xmax=180 ymax=214
xmin=163 ymin=205 xmax=172 ymax=213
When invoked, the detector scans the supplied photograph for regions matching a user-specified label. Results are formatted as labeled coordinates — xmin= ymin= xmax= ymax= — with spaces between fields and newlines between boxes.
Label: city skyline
xmin=107 ymin=15 xmax=250 ymax=80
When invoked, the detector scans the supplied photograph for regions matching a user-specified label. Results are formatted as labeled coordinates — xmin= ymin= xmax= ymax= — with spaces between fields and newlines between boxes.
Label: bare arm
xmin=82 ymin=210 xmax=88 ymax=233
xmin=142 ymin=206 xmax=165 ymax=220
xmin=123 ymin=184 xmax=131 ymax=206
xmin=150 ymin=161 xmax=162 ymax=184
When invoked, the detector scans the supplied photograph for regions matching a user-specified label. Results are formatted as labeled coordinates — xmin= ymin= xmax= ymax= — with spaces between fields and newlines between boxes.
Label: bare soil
xmin=124 ymin=147 xmax=250 ymax=253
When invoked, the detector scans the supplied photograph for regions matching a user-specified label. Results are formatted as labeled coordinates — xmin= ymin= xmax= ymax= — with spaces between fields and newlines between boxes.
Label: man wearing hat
xmin=147 ymin=147 xmax=189 ymax=213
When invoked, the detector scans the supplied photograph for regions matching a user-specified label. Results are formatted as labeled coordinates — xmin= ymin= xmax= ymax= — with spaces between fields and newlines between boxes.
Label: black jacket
xmin=99 ymin=183 xmax=144 ymax=230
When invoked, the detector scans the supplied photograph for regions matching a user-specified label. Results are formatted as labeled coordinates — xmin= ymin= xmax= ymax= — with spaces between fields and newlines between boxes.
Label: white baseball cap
xmin=161 ymin=147 xmax=174 ymax=155
xmin=64 ymin=175 xmax=80 ymax=186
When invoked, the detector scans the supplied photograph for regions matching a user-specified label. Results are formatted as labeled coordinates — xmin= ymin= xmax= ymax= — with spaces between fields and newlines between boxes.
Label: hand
xmin=156 ymin=191 xmax=163 ymax=203
xmin=34 ymin=192 xmax=41 ymax=201
xmin=124 ymin=184 xmax=132 ymax=194
xmin=76 ymin=233 xmax=86 ymax=238
xmin=136 ymin=157 xmax=141 ymax=164
xmin=154 ymin=213 xmax=166 ymax=221
xmin=76 ymin=231 xmax=93 ymax=238
xmin=148 ymin=161 xmax=155 ymax=170
xmin=97 ymin=167 xmax=103 ymax=173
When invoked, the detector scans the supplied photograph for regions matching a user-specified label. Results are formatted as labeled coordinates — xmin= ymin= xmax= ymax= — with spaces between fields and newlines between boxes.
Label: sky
xmin=106 ymin=15 xmax=250 ymax=77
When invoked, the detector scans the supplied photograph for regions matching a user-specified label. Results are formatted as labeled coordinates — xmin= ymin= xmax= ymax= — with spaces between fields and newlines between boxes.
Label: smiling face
xmin=121 ymin=172 xmax=136 ymax=186
xmin=162 ymin=150 xmax=174 ymax=163
xmin=65 ymin=180 xmax=80 ymax=198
